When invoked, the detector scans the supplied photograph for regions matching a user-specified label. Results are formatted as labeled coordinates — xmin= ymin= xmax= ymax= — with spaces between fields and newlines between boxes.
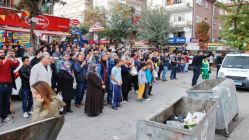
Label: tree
xmin=83 ymin=6 xmax=107 ymax=28
xmin=102 ymin=3 xmax=133 ymax=45
xmin=137 ymin=8 xmax=171 ymax=48
xmin=195 ymin=21 xmax=210 ymax=49
xmin=16 ymin=0 xmax=59 ymax=50
xmin=216 ymin=0 xmax=249 ymax=50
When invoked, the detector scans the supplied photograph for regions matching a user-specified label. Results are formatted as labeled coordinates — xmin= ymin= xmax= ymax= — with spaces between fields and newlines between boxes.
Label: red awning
xmin=0 ymin=7 xmax=70 ymax=33
xmin=0 ymin=26 xmax=71 ymax=36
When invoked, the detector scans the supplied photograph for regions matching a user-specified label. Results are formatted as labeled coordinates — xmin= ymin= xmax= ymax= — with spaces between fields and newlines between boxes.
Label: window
xmin=196 ymin=0 xmax=203 ymax=6
xmin=195 ymin=16 xmax=202 ymax=23
xmin=205 ymin=1 xmax=208 ymax=8
xmin=174 ymin=14 xmax=185 ymax=22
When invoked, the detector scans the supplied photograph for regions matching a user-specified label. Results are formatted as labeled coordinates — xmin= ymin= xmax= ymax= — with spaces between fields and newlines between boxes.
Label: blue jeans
xmin=180 ymin=64 xmax=185 ymax=73
xmin=170 ymin=66 xmax=177 ymax=79
xmin=112 ymin=84 xmax=121 ymax=108
xmin=21 ymin=87 xmax=33 ymax=113
xmin=107 ymin=81 xmax=113 ymax=104
xmin=162 ymin=65 xmax=168 ymax=81
xmin=75 ymin=82 xmax=86 ymax=105
xmin=0 ymin=84 xmax=12 ymax=120
xmin=192 ymin=66 xmax=201 ymax=86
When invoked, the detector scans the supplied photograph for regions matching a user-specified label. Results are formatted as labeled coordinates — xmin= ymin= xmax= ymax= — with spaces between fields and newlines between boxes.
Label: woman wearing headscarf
xmin=57 ymin=61 xmax=74 ymax=114
xmin=85 ymin=63 xmax=105 ymax=117
xmin=121 ymin=60 xmax=131 ymax=101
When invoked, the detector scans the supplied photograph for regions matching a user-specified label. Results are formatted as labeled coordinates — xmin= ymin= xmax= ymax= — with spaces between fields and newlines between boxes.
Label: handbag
xmin=152 ymin=69 xmax=158 ymax=78
xmin=130 ymin=66 xmax=138 ymax=76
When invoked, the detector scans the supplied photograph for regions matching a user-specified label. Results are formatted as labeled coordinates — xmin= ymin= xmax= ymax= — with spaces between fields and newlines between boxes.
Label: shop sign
xmin=0 ymin=30 xmax=5 ymax=42
xmin=13 ymin=33 xmax=30 ymax=45
xmin=0 ymin=7 xmax=70 ymax=32
xmin=190 ymin=38 xmax=199 ymax=43
xmin=70 ymin=19 xmax=80 ymax=26
xmin=168 ymin=37 xmax=186 ymax=44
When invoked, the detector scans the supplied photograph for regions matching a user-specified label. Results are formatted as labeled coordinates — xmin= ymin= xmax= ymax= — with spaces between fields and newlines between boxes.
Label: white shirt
xmin=30 ymin=62 xmax=52 ymax=86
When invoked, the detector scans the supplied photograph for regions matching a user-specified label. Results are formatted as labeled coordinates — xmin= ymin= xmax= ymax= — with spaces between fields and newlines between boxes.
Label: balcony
xmin=171 ymin=20 xmax=192 ymax=27
xmin=166 ymin=0 xmax=193 ymax=12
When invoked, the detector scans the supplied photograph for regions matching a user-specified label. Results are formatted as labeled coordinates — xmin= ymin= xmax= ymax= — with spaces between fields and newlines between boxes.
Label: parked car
xmin=218 ymin=53 xmax=249 ymax=89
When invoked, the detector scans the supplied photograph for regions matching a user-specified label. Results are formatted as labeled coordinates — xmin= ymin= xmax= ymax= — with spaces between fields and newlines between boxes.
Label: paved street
xmin=1 ymin=71 xmax=249 ymax=140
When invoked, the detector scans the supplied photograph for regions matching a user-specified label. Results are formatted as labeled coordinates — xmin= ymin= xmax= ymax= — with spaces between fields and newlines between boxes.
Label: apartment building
xmin=147 ymin=0 xmax=222 ymax=45
xmin=53 ymin=0 xmax=92 ymax=22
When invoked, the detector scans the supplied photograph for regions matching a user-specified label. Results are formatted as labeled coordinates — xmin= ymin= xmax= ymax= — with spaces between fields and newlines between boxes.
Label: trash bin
xmin=186 ymin=79 xmax=239 ymax=136
xmin=136 ymin=97 xmax=217 ymax=140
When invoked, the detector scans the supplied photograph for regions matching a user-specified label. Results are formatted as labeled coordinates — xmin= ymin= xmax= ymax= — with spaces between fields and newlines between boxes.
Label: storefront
xmin=167 ymin=37 xmax=187 ymax=52
xmin=0 ymin=7 xmax=70 ymax=47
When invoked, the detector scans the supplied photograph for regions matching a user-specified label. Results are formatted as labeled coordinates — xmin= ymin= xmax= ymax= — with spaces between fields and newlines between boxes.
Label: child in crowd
xmin=111 ymin=59 xmax=122 ymax=110
xmin=144 ymin=63 xmax=153 ymax=99
xmin=137 ymin=63 xmax=147 ymax=102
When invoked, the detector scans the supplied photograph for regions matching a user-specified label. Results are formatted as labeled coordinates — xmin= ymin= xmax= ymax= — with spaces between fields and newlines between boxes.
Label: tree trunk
xmin=30 ymin=20 xmax=37 ymax=51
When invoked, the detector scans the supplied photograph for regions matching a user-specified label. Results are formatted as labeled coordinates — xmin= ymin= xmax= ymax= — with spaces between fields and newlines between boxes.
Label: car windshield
xmin=222 ymin=56 xmax=249 ymax=69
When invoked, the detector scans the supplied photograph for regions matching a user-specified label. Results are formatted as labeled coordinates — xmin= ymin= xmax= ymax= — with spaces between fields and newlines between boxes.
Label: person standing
xmin=0 ymin=49 xmax=19 ymax=125
xmin=201 ymin=58 xmax=210 ymax=80
xmin=216 ymin=52 xmax=226 ymax=77
xmin=30 ymin=52 xmax=52 ymax=86
xmin=137 ymin=63 xmax=147 ymax=102
xmin=97 ymin=54 xmax=109 ymax=101
xmin=144 ymin=63 xmax=153 ymax=99
xmin=19 ymin=56 xmax=33 ymax=118
xmin=111 ymin=59 xmax=122 ymax=110
xmin=30 ymin=50 xmax=42 ymax=68
xmin=121 ymin=61 xmax=131 ymax=102
xmin=161 ymin=52 xmax=170 ymax=81
xmin=85 ymin=63 xmax=105 ymax=117
xmin=57 ymin=61 xmax=74 ymax=114
xmin=184 ymin=53 xmax=190 ymax=72
xmin=73 ymin=54 xmax=88 ymax=108
xmin=191 ymin=51 xmax=212 ymax=86
xmin=170 ymin=52 xmax=178 ymax=80
xmin=31 ymin=81 xmax=63 ymax=122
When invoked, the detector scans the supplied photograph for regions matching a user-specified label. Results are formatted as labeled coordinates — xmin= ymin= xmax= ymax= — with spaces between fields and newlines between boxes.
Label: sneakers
xmin=23 ymin=112 xmax=29 ymax=118
xmin=28 ymin=111 xmax=33 ymax=115
xmin=146 ymin=98 xmax=152 ymax=101
xmin=2 ymin=117 xmax=14 ymax=123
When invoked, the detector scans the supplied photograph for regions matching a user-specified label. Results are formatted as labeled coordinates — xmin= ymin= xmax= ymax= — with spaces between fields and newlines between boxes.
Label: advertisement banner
xmin=13 ymin=32 xmax=30 ymax=46
xmin=0 ymin=7 xmax=70 ymax=32
xmin=0 ymin=30 xmax=5 ymax=46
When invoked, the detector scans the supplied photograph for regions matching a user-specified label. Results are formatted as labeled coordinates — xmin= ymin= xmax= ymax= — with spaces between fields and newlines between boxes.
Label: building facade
xmin=53 ymin=0 xmax=92 ymax=22
xmin=147 ymin=0 xmax=221 ymax=46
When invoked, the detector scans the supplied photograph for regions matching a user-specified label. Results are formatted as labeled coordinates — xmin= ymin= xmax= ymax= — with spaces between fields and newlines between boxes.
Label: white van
xmin=218 ymin=53 xmax=249 ymax=89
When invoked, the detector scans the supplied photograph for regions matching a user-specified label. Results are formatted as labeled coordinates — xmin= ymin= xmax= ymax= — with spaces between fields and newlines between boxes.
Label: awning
xmin=0 ymin=26 xmax=71 ymax=36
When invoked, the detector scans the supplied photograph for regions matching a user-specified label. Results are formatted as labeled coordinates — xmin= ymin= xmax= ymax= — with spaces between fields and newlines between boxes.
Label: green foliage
xmin=136 ymin=8 xmax=171 ymax=47
xmin=216 ymin=1 xmax=249 ymax=50
xmin=102 ymin=3 xmax=133 ymax=45
xmin=83 ymin=6 xmax=107 ymax=28
xmin=79 ymin=24 xmax=89 ymax=35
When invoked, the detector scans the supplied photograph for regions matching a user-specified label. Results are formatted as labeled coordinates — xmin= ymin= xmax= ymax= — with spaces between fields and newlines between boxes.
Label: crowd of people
xmin=0 ymin=41 xmax=217 ymax=127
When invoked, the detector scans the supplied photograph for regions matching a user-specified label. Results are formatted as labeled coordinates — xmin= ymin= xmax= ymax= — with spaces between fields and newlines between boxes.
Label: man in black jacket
xmin=191 ymin=51 xmax=212 ymax=86
xmin=30 ymin=50 xmax=42 ymax=68
xmin=19 ymin=56 xmax=33 ymax=118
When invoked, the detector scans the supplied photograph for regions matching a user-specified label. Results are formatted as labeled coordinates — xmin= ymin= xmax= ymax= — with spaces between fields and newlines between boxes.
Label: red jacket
xmin=0 ymin=59 xmax=19 ymax=84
